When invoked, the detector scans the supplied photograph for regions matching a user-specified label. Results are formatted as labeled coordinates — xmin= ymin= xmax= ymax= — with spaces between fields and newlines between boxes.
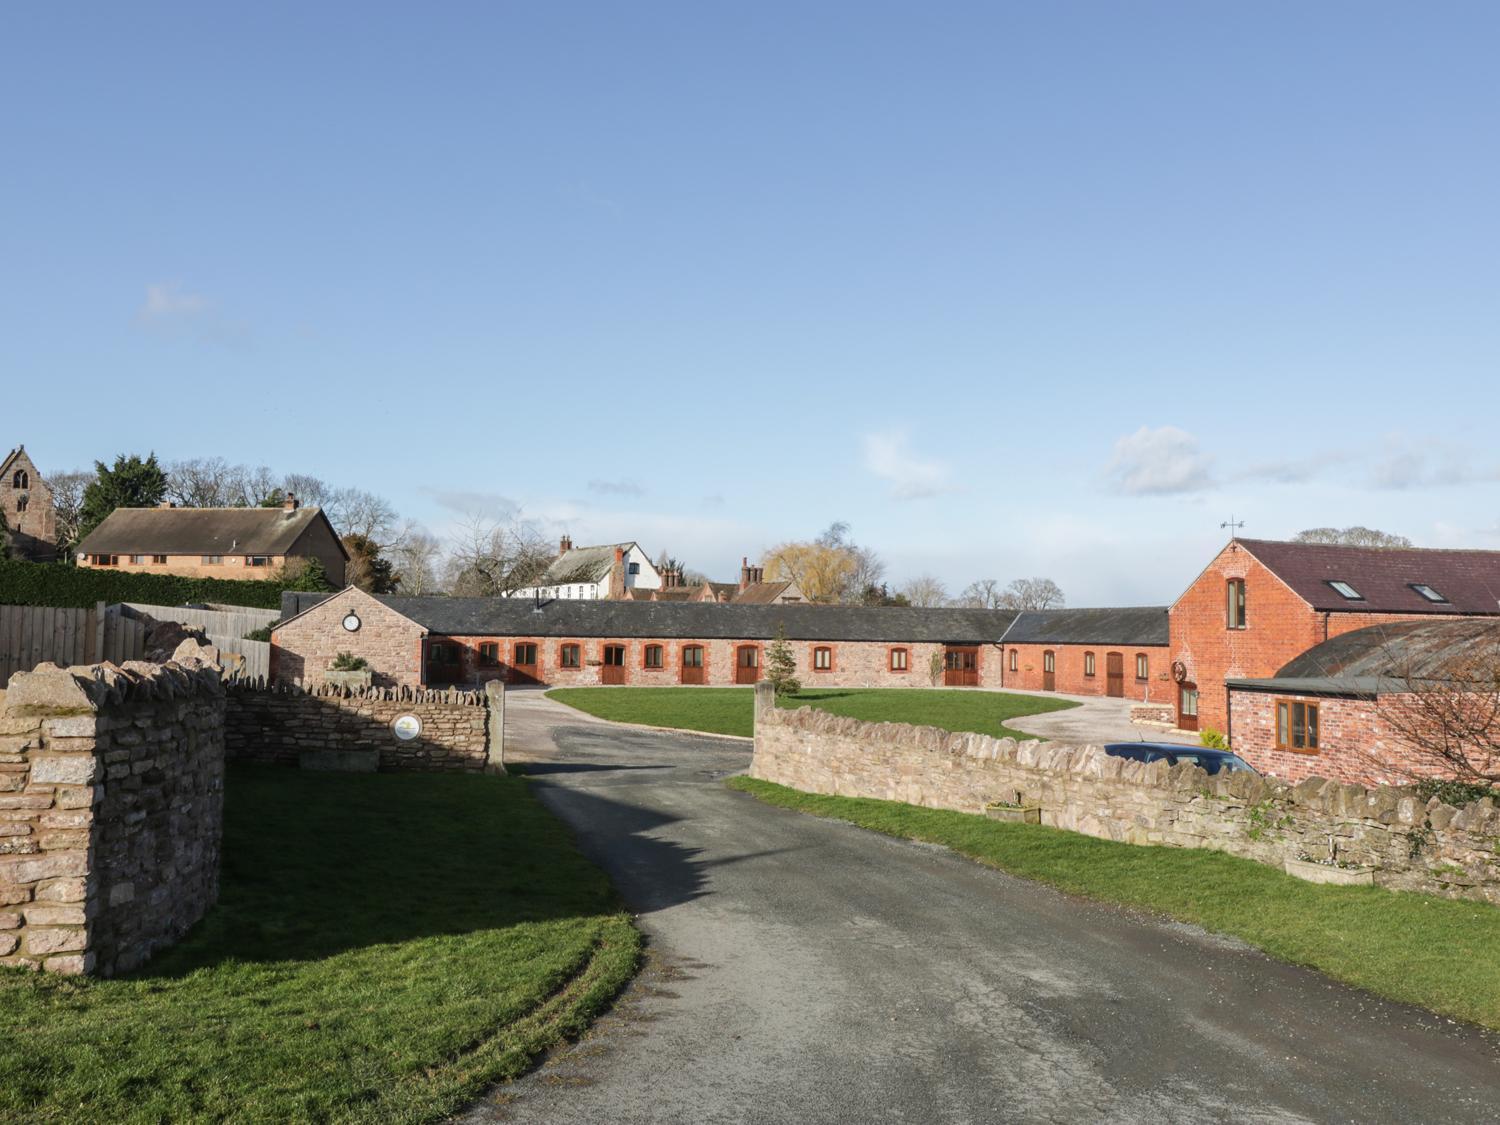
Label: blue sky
xmin=4 ymin=2 xmax=1497 ymax=604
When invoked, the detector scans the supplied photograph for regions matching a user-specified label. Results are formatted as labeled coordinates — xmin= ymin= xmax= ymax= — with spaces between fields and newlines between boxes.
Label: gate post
xmin=484 ymin=680 xmax=507 ymax=774
xmin=753 ymin=680 xmax=775 ymax=736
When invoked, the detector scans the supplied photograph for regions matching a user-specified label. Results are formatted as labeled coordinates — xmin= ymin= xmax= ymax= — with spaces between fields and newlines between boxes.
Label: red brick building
xmin=997 ymin=607 xmax=1169 ymax=702
xmin=272 ymin=588 xmax=1019 ymax=691
xmin=1169 ymin=538 xmax=1500 ymax=737
xmin=1226 ymin=618 xmax=1500 ymax=786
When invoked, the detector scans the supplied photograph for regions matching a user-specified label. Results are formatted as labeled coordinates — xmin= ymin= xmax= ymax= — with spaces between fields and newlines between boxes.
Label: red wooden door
xmin=602 ymin=644 xmax=626 ymax=685
xmin=1042 ymin=650 xmax=1056 ymax=692
xmin=943 ymin=647 xmax=979 ymax=687
xmin=681 ymin=645 xmax=705 ymax=685
xmin=509 ymin=642 xmax=539 ymax=685
xmin=1178 ymin=683 xmax=1200 ymax=731
xmin=1106 ymin=652 xmax=1124 ymax=698
xmin=735 ymin=645 xmax=760 ymax=684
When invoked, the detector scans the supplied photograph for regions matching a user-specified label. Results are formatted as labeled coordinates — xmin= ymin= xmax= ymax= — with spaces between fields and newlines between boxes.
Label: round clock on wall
xmin=343 ymin=613 xmax=362 ymax=633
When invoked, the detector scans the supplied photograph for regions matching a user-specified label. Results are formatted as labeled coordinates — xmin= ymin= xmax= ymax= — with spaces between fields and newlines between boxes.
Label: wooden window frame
xmin=202 ymin=555 xmax=224 ymax=565
xmin=1083 ymin=651 xmax=1096 ymax=677
xmin=1226 ymin=578 xmax=1247 ymax=630
xmin=1009 ymin=649 xmax=1018 ymax=672
xmin=603 ymin=643 xmax=627 ymax=668
xmin=559 ymin=643 xmax=581 ymax=669
xmin=477 ymin=642 xmax=500 ymax=667
xmin=1135 ymin=653 xmax=1149 ymax=681
xmin=1275 ymin=699 xmax=1320 ymax=753
xmin=812 ymin=645 xmax=833 ymax=672
xmin=889 ymin=647 xmax=909 ymax=672
xmin=245 ymin=555 xmax=272 ymax=567
xmin=1043 ymin=651 xmax=1056 ymax=674
xmin=643 ymin=643 xmax=664 ymax=669
xmin=514 ymin=641 xmax=539 ymax=667
xmin=680 ymin=644 xmax=704 ymax=669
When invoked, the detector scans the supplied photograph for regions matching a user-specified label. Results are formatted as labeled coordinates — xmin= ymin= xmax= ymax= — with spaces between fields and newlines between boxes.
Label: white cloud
xmin=138 ymin=282 xmax=210 ymax=324
xmin=587 ymin=478 xmax=646 ymax=498
xmin=1236 ymin=450 xmax=1351 ymax=485
xmin=1107 ymin=425 xmax=1214 ymax=496
xmin=862 ymin=430 xmax=952 ymax=500
xmin=1369 ymin=436 xmax=1500 ymax=490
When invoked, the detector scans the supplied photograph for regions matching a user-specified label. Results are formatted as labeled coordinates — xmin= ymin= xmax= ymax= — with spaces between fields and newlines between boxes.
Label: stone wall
xmin=0 ymin=656 xmax=225 ymax=975
xmin=272 ymin=587 xmax=424 ymax=689
xmin=750 ymin=705 xmax=1500 ymax=904
xmin=225 ymin=682 xmax=493 ymax=773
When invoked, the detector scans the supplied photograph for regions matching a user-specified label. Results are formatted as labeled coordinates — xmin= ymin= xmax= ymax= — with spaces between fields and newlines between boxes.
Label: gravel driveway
xmin=461 ymin=692 xmax=1499 ymax=1124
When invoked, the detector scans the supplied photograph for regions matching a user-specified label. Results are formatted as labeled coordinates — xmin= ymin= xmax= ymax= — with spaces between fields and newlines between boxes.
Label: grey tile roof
xmin=77 ymin=506 xmax=345 ymax=558
xmin=1227 ymin=618 xmax=1500 ymax=696
xmin=371 ymin=596 xmax=1020 ymax=644
xmin=1000 ymin=607 xmax=1169 ymax=647
xmin=1238 ymin=538 xmax=1500 ymax=615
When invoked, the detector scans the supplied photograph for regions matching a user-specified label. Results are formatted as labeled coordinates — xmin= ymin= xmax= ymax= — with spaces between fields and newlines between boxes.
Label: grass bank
xmin=727 ymin=776 xmax=1500 ymax=1031
xmin=0 ymin=767 xmax=640 ymax=1124
xmin=545 ymin=686 xmax=1077 ymax=740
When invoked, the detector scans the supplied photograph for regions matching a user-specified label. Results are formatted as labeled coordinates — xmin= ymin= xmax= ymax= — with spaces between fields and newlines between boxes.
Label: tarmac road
xmin=461 ymin=693 xmax=1500 ymax=1125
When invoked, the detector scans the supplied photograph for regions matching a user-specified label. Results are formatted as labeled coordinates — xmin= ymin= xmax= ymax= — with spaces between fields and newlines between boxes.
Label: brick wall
xmin=273 ymin=587 xmax=425 ymax=689
xmin=750 ymin=706 xmax=1500 ymax=904
xmin=225 ymin=683 xmax=492 ymax=773
xmin=1000 ymin=643 xmax=1170 ymax=701
xmin=0 ymin=656 xmax=225 ymax=976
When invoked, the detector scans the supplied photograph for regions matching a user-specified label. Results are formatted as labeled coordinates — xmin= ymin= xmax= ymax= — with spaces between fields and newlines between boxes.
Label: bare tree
xmin=325 ymin=487 xmax=408 ymax=551
xmin=282 ymin=473 xmax=333 ymax=507
xmin=233 ymin=464 xmax=281 ymax=507
xmin=957 ymin=578 xmax=1004 ymax=609
xmin=392 ymin=530 xmax=445 ymax=595
xmin=998 ymin=577 xmax=1065 ymax=611
xmin=444 ymin=512 xmax=554 ymax=597
xmin=1370 ymin=626 xmax=1500 ymax=785
xmin=45 ymin=470 xmax=91 ymax=553
xmin=164 ymin=457 xmax=241 ymax=507
xmin=1294 ymin=526 xmax=1413 ymax=548
xmin=843 ymin=545 xmax=886 ymax=602
xmin=900 ymin=574 xmax=949 ymax=608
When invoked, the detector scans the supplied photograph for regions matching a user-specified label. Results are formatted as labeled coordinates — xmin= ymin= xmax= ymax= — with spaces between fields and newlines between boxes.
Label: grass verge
xmin=0 ymin=766 xmax=641 ymax=1124
xmin=727 ymin=775 xmax=1500 ymax=1030
xmin=545 ymin=686 xmax=1077 ymax=740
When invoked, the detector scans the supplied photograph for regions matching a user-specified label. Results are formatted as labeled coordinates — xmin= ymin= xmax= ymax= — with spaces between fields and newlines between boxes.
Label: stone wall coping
xmin=3 ymin=656 xmax=225 ymax=716
xmin=765 ymin=703 xmax=1495 ymax=819
xmin=225 ymin=678 xmax=484 ymax=707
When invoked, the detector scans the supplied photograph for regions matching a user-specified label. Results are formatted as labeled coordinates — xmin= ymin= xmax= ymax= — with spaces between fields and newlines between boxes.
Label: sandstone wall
xmin=0 ymin=657 xmax=225 ymax=975
xmin=750 ymin=706 xmax=1500 ymax=904
xmin=225 ymin=682 xmax=491 ymax=773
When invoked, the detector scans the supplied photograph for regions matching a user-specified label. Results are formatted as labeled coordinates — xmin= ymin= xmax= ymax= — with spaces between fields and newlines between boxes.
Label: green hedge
xmin=0 ymin=558 xmax=297 ymax=611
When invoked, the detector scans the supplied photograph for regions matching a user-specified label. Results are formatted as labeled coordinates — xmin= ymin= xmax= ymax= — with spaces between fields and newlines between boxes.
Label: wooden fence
xmin=0 ymin=601 xmax=275 ymax=688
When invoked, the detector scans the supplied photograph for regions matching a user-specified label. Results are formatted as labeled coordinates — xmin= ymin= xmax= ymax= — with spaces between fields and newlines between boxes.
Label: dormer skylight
xmin=1326 ymin=580 xmax=1363 ymax=600
xmin=1410 ymin=583 xmax=1449 ymax=604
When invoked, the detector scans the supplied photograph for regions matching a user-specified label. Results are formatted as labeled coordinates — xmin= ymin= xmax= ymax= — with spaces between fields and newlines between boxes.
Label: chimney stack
xmin=608 ymin=547 xmax=626 ymax=599
xmin=560 ymin=534 xmax=573 ymax=554
xmin=740 ymin=556 xmax=764 ymax=591
xmin=283 ymin=492 xmax=299 ymax=512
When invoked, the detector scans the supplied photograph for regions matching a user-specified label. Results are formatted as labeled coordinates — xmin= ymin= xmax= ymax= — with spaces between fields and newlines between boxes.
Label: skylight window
xmin=1410 ymin=583 xmax=1449 ymax=604
xmin=1326 ymin=580 xmax=1363 ymax=600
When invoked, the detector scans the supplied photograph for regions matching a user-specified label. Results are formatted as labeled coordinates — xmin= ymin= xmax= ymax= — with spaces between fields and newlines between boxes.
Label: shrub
xmin=0 ymin=558 xmax=298 ymax=611
xmin=243 ymin=624 xmax=275 ymax=642
xmin=330 ymin=652 xmax=369 ymax=672
xmin=765 ymin=625 xmax=800 ymax=697
xmin=1415 ymin=778 xmax=1497 ymax=808
xmin=1199 ymin=727 xmax=1230 ymax=750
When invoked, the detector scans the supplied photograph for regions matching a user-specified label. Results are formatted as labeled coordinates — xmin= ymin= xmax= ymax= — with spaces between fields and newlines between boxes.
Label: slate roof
xmin=77 ymin=506 xmax=346 ymax=558
xmin=732 ymin=580 xmax=799 ymax=605
xmin=1237 ymin=538 xmax=1500 ymax=616
xmin=536 ymin=542 xmax=637 ymax=586
xmin=370 ymin=596 xmax=1020 ymax=644
xmin=1226 ymin=618 xmax=1500 ymax=697
xmin=999 ymin=606 xmax=1169 ymax=647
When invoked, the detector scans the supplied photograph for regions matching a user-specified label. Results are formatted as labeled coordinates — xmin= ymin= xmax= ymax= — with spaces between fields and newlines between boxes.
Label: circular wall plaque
xmin=342 ymin=613 xmax=362 ymax=632
xmin=1171 ymin=660 xmax=1188 ymax=683
xmin=392 ymin=714 xmax=422 ymax=741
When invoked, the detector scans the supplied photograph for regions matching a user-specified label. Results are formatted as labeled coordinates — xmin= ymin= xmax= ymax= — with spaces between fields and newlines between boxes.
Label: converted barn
xmin=998 ymin=607 xmax=1169 ymax=702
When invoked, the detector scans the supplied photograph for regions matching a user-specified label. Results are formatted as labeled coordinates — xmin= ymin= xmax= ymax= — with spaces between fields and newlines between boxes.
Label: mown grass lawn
xmin=0 ymin=766 xmax=640 ymax=1125
xmin=544 ymin=686 xmax=1077 ymax=740
xmin=728 ymin=776 xmax=1500 ymax=1031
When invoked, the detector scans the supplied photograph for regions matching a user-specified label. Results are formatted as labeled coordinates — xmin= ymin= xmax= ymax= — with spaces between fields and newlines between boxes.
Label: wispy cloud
xmin=587 ymin=478 xmax=645 ymax=498
xmin=1369 ymin=436 xmax=1500 ymax=490
xmin=426 ymin=488 xmax=523 ymax=520
xmin=1235 ymin=450 xmax=1352 ymax=485
xmin=1107 ymin=425 xmax=1214 ymax=495
xmin=862 ymin=430 xmax=952 ymax=500
xmin=138 ymin=282 xmax=210 ymax=324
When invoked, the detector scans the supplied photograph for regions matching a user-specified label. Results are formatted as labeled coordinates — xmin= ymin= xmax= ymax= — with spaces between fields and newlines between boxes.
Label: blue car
xmin=1102 ymin=742 xmax=1259 ymax=776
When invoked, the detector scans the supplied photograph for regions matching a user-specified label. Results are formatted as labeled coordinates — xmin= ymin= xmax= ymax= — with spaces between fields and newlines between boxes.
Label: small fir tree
xmin=765 ymin=624 xmax=800 ymax=697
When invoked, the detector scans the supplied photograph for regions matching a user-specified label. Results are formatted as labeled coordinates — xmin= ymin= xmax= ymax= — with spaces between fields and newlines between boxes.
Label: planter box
xmin=985 ymin=805 xmax=1042 ymax=825
xmin=1283 ymin=857 xmax=1374 ymax=886
xmin=323 ymin=669 xmax=373 ymax=689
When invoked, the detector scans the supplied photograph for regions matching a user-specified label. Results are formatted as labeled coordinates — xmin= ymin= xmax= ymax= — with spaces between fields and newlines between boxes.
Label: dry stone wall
xmin=225 ymin=682 xmax=493 ymax=773
xmin=0 ymin=656 xmax=225 ymax=975
xmin=751 ymin=706 xmax=1500 ymax=905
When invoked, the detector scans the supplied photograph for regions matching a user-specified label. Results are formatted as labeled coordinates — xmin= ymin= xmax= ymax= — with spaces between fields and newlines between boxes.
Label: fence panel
xmin=0 ymin=605 xmax=97 ymax=688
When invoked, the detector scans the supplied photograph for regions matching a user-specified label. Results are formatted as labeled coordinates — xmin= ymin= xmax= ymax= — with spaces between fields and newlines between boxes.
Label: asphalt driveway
xmin=462 ymin=692 xmax=1499 ymax=1124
